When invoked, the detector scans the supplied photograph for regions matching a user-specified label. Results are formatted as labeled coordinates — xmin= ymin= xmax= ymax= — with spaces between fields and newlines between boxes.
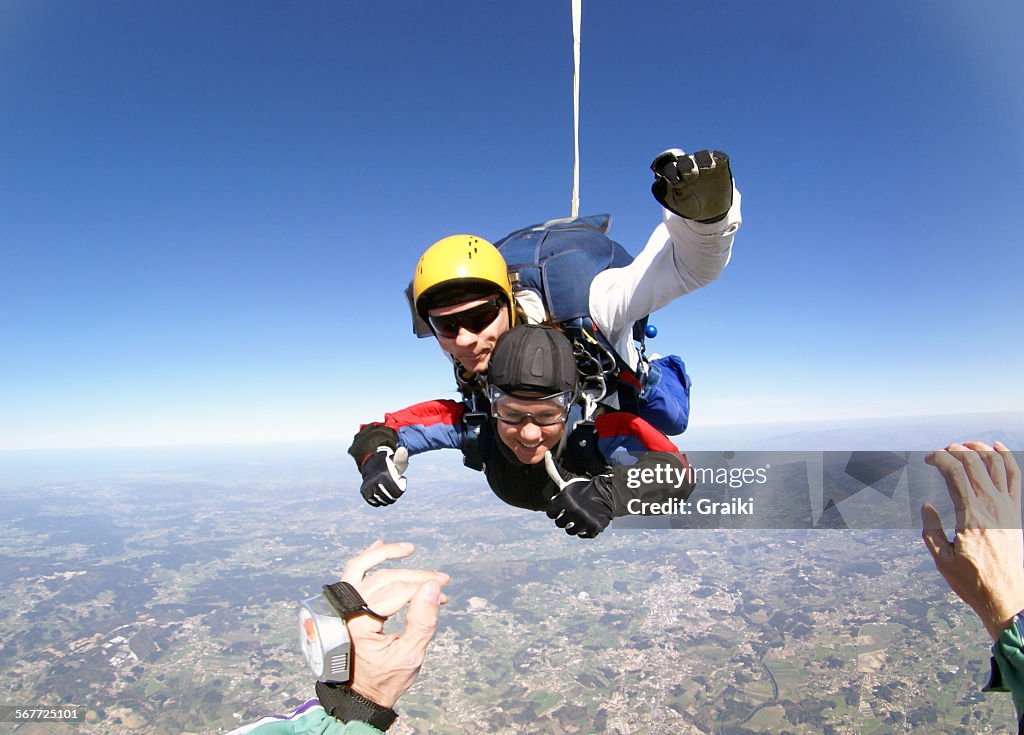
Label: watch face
xmin=299 ymin=606 xmax=323 ymax=676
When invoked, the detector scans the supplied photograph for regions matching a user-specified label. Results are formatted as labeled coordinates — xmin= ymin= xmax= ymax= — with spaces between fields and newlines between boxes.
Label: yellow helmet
xmin=412 ymin=234 xmax=515 ymax=325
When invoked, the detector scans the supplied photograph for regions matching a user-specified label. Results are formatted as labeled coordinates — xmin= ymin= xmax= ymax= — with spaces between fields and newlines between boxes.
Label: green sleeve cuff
xmin=236 ymin=711 xmax=382 ymax=735
xmin=987 ymin=617 xmax=1024 ymax=720
xmin=337 ymin=722 xmax=384 ymax=735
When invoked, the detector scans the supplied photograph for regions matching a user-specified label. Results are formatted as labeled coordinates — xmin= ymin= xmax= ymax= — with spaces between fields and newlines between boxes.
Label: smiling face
xmin=427 ymin=297 xmax=511 ymax=374
xmin=491 ymin=392 xmax=570 ymax=465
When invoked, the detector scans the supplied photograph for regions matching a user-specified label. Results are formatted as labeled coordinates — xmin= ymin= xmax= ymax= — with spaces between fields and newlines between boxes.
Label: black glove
xmin=543 ymin=451 xmax=614 ymax=538
xmin=651 ymin=149 xmax=733 ymax=223
xmin=359 ymin=447 xmax=409 ymax=507
xmin=348 ymin=423 xmax=399 ymax=470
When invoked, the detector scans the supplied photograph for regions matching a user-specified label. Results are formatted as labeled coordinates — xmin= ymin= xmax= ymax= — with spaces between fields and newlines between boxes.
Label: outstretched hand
xmin=340 ymin=541 xmax=449 ymax=708
xmin=650 ymin=148 xmax=733 ymax=223
xmin=921 ymin=441 xmax=1024 ymax=640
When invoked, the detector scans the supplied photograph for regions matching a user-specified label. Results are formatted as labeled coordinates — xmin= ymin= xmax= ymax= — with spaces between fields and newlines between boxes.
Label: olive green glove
xmin=651 ymin=149 xmax=733 ymax=223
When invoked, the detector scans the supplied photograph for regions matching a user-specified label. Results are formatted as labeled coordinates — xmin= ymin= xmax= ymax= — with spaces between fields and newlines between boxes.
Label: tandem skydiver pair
xmin=348 ymin=148 xmax=743 ymax=537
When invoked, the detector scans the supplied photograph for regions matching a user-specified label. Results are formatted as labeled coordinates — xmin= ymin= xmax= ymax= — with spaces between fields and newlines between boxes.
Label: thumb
xmin=398 ymin=581 xmax=441 ymax=657
xmin=544 ymin=451 xmax=569 ymax=491
xmin=393 ymin=446 xmax=410 ymax=475
xmin=920 ymin=503 xmax=952 ymax=565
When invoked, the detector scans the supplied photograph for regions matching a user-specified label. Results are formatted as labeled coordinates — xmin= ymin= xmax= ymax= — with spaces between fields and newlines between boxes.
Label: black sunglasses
xmin=428 ymin=298 xmax=506 ymax=339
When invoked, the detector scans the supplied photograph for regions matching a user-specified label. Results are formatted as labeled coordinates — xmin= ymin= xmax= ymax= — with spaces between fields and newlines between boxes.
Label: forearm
xmin=587 ymin=188 xmax=741 ymax=340
xmin=663 ymin=187 xmax=741 ymax=291
xmin=349 ymin=400 xmax=465 ymax=465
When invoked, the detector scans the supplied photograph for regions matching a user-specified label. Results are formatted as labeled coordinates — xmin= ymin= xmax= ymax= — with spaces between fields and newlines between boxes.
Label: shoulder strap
xmin=454 ymin=367 xmax=488 ymax=471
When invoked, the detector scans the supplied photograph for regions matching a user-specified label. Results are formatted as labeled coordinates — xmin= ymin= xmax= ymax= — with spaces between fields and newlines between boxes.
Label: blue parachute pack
xmin=493 ymin=214 xmax=691 ymax=436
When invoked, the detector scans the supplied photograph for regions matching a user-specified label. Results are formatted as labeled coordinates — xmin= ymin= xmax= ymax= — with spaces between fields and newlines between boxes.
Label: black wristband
xmin=322 ymin=581 xmax=388 ymax=623
xmin=316 ymin=681 xmax=398 ymax=731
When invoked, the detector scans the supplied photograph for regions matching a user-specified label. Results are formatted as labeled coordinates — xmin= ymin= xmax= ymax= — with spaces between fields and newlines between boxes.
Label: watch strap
xmin=323 ymin=581 xmax=388 ymax=622
xmin=316 ymin=681 xmax=398 ymax=731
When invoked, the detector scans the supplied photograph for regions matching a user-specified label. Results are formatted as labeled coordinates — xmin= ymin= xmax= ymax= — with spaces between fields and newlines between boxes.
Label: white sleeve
xmin=588 ymin=186 xmax=742 ymax=347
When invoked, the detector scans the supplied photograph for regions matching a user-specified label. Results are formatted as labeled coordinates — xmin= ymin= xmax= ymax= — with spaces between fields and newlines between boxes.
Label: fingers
xmin=547 ymin=504 xmax=592 ymax=536
xmin=691 ymin=149 xmax=715 ymax=172
xmin=652 ymin=149 xmax=726 ymax=184
xmin=952 ymin=442 xmax=998 ymax=499
xmin=342 ymin=542 xmax=416 ymax=584
xmin=920 ymin=503 xmax=952 ymax=567
xmin=559 ymin=514 xmax=599 ymax=537
xmin=396 ymin=581 xmax=442 ymax=658
xmin=361 ymin=471 xmax=403 ymax=505
xmin=652 ymin=149 xmax=717 ymax=183
xmin=348 ymin=579 xmax=444 ymax=635
xmin=964 ymin=441 xmax=1008 ymax=495
xmin=925 ymin=447 xmax=970 ymax=529
xmin=361 ymin=478 xmax=384 ymax=506
xmin=995 ymin=441 xmax=1021 ymax=505
xmin=361 ymin=569 xmax=451 ymax=609
xmin=544 ymin=451 xmax=569 ymax=491
xmin=546 ymin=487 xmax=578 ymax=519
xmin=928 ymin=441 xmax=1024 ymax=531
xmin=364 ymin=568 xmax=450 ymax=589
xmin=375 ymin=480 xmax=403 ymax=503
xmin=545 ymin=493 xmax=578 ymax=530
xmin=651 ymin=148 xmax=688 ymax=183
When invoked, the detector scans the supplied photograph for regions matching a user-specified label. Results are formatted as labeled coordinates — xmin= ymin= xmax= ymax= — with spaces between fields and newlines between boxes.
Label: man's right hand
xmin=651 ymin=148 xmax=733 ymax=223
xmin=360 ymin=447 xmax=410 ymax=507
xmin=922 ymin=440 xmax=1024 ymax=640
xmin=543 ymin=451 xmax=614 ymax=538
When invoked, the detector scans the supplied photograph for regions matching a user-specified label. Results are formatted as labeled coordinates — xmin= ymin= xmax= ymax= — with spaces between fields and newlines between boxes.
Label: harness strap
xmin=454 ymin=365 xmax=488 ymax=471
xmin=564 ymin=316 xmax=648 ymax=387
xmin=461 ymin=410 xmax=487 ymax=471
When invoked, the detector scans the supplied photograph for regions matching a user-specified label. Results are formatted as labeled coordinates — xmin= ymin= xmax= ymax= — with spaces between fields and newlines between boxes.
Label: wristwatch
xmin=299 ymin=581 xmax=388 ymax=683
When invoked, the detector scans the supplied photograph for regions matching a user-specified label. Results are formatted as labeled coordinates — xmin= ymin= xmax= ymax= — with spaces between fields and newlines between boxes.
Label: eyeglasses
xmin=427 ymin=298 xmax=506 ymax=339
xmin=488 ymin=386 xmax=572 ymax=426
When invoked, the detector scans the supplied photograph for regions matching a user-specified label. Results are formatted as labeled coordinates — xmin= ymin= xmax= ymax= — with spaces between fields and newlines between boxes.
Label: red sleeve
xmin=380 ymin=399 xmax=464 ymax=430
xmin=594 ymin=411 xmax=679 ymax=452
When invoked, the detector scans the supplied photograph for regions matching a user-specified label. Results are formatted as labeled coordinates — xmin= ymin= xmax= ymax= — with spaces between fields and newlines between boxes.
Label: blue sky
xmin=1 ymin=0 xmax=1022 ymax=451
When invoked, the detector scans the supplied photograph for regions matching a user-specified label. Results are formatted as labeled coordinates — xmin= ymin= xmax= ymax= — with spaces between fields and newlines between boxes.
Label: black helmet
xmin=487 ymin=325 xmax=578 ymax=397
